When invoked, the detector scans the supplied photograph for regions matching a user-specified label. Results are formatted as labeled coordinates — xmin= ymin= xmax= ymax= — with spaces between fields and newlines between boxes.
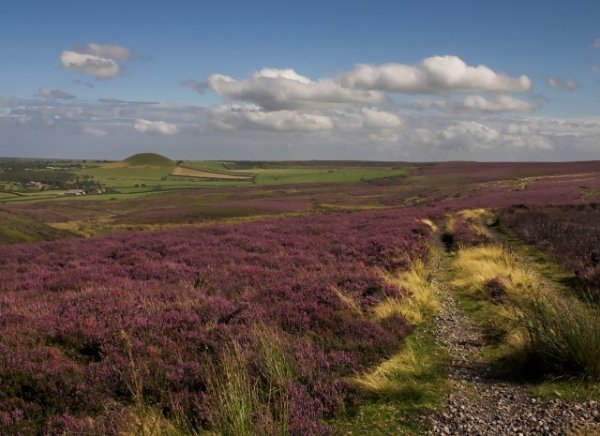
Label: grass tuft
xmin=353 ymin=333 xmax=447 ymax=402
xmin=206 ymin=342 xmax=258 ymax=436
xmin=450 ymin=245 xmax=537 ymax=301
xmin=517 ymin=291 xmax=600 ymax=380
xmin=377 ymin=260 xmax=441 ymax=325
xmin=206 ymin=327 xmax=294 ymax=436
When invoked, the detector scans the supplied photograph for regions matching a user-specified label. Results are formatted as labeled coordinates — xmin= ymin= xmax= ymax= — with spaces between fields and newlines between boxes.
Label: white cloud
xmin=360 ymin=107 xmax=404 ymax=129
xmin=60 ymin=51 xmax=120 ymax=79
xmin=133 ymin=118 xmax=179 ymax=135
xmin=197 ymin=57 xmax=531 ymax=111
xmin=412 ymin=95 xmax=536 ymax=113
xmin=593 ymin=38 xmax=600 ymax=48
xmin=338 ymin=55 xmax=531 ymax=94
xmin=209 ymin=104 xmax=333 ymax=132
xmin=38 ymin=86 xmax=75 ymax=100
xmin=60 ymin=43 xmax=131 ymax=79
xmin=439 ymin=121 xmax=500 ymax=149
xmin=205 ymin=67 xmax=387 ymax=110
xmin=3 ymin=91 xmax=599 ymax=160
xmin=546 ymin=76 xmax=578 ymax=92
xmin=462 ymin=95 xmax=536 ymax=112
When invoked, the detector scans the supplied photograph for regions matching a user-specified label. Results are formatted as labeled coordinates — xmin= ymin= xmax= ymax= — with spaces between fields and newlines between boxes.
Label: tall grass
xmin=206 ymin=342 xmax=258 ymax=436
xmin=253 ymin=324 xmax=293 ymax=436
xmin=206 ymin=327 xmax=294 ymax=436
xmin=518 ymin=291 xmax=600 ymax=380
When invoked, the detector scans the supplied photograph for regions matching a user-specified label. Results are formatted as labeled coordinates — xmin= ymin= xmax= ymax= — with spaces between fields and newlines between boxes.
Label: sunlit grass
xmin=337 ymin=251 xmax=448 ymax=434
xmin=420 ymin=218 xmax=438 ymax=232
xmin=450 ymin=245 xmax=537 ymax=301
xmin=449 ymin=242 xmax=600 ymax=382
xmin=377 ymin=260 xmax=441 ymax=325
xmin=353 ymin=333 xmax=447 ymax=402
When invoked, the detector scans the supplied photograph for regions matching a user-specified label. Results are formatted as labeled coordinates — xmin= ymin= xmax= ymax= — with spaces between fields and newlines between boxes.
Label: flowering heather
xmin=0 ymin=208 xmax=430 ymax=434
xmin=414 ymin=161 xmax=600 ymax=184
xmin=499 ymin=203 xmax=600 ymax=294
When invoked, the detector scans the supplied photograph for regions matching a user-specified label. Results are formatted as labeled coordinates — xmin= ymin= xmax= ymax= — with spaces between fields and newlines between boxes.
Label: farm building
xmin=64 ymin=189 xmax=86 ymax=196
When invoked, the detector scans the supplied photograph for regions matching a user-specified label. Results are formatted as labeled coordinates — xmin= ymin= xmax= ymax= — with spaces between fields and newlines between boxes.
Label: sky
xmin=0 ymin=0 xmax=599 ymax=161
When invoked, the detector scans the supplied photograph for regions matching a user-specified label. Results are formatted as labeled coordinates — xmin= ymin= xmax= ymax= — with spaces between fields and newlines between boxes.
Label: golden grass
xmin=355 ymin=338 xmax=426 ymax=393
xmin=377 ymin=260 xmax=441 ymax=326
xmin=420 ymin=218 xmax=438 ymax=232
xmin=352 ymin=332 xmax=447 ymax=402
xmin=444 ymin=215 xmax=456 ymax=233
xmin=170 ymin=166 xmax=251 ymax=180
xmin=457 ymin=208 xmax=489 ymax=221
xmin=457 ymin=208 xmax=495 ymax=240
xmin=450 ymin=245 xmax=537 ymax=301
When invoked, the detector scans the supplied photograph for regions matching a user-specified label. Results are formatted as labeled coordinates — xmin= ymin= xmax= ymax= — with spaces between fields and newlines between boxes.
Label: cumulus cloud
xmin=195 ymin=56 xmax=531 ymax=118
xmin=338 ymin=55 xmax=531 ymax=94
xmin=133 ymin=119 xmax=179 ymax=135
xmin=411 ymin=95 xmax=536 ymax=113
xmin=546 ymin=76 xmax=578 ymax=92
xmin=461 ymin=95 xmax=536 ymax=112
xmin=205 ymin=68 xmax=387 ymax=110
xmin=209 ymin=104 xmax=333 ymax=132
xmin=38 ymin=86 xmax=76 ymax=100
xmin=404 ymin=119 xmax=554 ymax=152
xmin=594 ymin=38 xmax=600 ymax=48
xmin=438 ymin=121 xmax=500 ymax=149
xmin=5 ymin=79 xmax=599 ymax=160
xmin=360 ymin=107 xmax=404 ymax=129
xmin=60 ymin=43 xmax=132 ymax=79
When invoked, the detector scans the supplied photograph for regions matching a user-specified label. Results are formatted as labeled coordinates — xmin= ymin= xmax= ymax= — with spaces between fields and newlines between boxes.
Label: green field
xmin=0 ymin=154 xmax=411 ymax=204
xmin=181 ymin=161 xmax=410 ymax=185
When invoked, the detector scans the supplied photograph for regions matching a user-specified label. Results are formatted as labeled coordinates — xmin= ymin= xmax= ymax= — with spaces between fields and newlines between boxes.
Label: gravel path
xmin=426 ymin=250 xmax=600 ymax=436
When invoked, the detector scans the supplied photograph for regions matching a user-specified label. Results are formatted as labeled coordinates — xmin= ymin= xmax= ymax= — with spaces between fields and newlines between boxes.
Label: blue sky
xmin=0 ymin=0 xmax=599 ymax=160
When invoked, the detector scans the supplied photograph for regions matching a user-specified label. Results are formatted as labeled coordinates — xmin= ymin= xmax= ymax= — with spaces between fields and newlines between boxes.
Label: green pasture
xmin=0 ymin=155 xmax=412 ymax=205
xmin=181 ymin=161 xmax=410 ymax=185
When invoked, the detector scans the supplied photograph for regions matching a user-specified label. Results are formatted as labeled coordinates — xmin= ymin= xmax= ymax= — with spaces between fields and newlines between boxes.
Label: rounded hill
xmin=122 ymin=153 xmax=175 ymax=167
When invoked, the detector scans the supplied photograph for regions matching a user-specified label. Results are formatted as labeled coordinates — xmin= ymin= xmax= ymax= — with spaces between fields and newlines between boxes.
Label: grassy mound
xmin=122 ymin=153 xmax=175 ymax=167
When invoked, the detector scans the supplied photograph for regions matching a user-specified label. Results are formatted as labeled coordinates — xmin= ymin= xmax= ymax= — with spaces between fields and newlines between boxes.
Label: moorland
xmin=1 ymin=154 xmax=599 ymax=434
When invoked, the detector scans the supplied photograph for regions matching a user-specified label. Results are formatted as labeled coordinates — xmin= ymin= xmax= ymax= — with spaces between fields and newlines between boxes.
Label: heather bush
xmin=0 ymin=208 xmax=431 ymax=433
xmin=499 ymin=204 xmax=600 ymax=296
xmin=442 ymin=210 xmax=493 ymax=250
